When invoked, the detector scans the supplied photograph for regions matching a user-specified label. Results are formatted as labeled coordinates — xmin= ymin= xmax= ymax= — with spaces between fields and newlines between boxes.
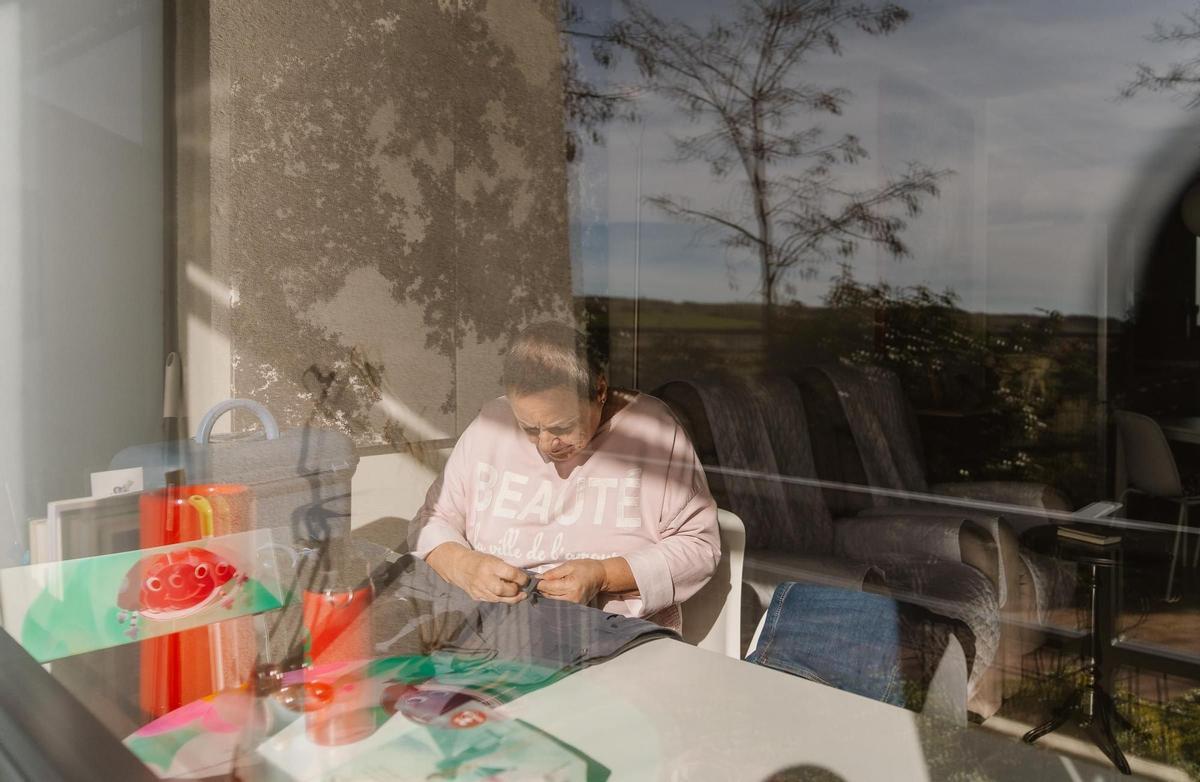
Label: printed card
xmin=0 ymin=528 xmax=285 ymax=662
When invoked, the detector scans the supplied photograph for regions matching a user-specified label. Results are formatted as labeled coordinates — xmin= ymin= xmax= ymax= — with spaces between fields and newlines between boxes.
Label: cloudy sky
xmin=570 ymin=0 xmax=1200 ymax=315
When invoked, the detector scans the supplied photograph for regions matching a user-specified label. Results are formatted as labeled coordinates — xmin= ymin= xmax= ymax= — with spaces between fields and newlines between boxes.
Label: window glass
xmin=566 ymin=0 xmax=1200 ymax=776
xmin=0 ymin=1 xmax=1197 ymax=779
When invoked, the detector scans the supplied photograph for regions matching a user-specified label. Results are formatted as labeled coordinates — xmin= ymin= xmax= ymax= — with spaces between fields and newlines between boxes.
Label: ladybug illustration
xmin=115 ymin=547 xmax=248 ymax=639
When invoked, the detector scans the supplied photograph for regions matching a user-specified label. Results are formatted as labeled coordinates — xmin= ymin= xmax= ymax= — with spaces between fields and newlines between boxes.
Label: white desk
xmin=499 ymin=640 xmax=1131 ymax=781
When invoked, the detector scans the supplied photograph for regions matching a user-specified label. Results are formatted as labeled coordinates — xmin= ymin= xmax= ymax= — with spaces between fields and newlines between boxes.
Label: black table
xmin=1019 ymin=525 xmax=1132 ymax=775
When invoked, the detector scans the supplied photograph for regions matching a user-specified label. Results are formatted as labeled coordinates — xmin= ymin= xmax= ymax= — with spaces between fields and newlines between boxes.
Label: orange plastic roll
xmin=137 ymin=483 xmax=253 ymax=719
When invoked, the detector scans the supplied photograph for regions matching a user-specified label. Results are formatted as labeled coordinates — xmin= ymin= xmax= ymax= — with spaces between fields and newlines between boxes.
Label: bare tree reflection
xmin=1122 ymin=7 xmax=1200 ymax=105
xmin=574 ymin=0 xmax=949 ymax=341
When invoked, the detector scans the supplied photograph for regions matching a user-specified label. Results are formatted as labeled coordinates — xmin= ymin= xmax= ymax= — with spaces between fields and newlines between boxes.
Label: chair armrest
xmin=743 ymin=550 xmax=883 ymax=589
xmin=931 ymin=480 xmax=1070 ymax=521
xmin=834 ymin=514 xmax=1006 ymax=607
xmin=835 ymin=513 xmax=974 ymax=562
xmin=742 ymin=550 xmax=884 ymax=622
xmin=857 ymin=496 xmax=1037 ymax=612
xmin=680 ymin=509 xmax=745 ymax=659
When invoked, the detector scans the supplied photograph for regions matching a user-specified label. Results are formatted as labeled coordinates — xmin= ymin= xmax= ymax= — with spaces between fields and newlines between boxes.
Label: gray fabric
xmin=796 ymin=368 xmax=875 ymax=516
xmin=872 ymin=560 xmax=999 ymax=695
xmin=263 ymin=542 xmax=676 ymax=683
xmin=834 ymin=515 xmax=967 ymax=567
xmin=666 ymin=372 xmax=999 ymax=698
xmin=930 ymin=481 xmax=1071 ymax=535
xmin=1019 ymin=550 xmax=1078 ymax=625
xmin=370 ymin=554 xmax=676 ymax=671
xmin=855 ymin=504 xmax=1011 ymax=608
xmin=654 ymin=381 xmax=730 ymax=509
xmin=923 ymin=486 xmax=1077 ymax=617
xmin=679 ymin=376 xmax=834 ymax=554
xmin=812 ymin=365 xmax=1014 ymax=608
xmin=689 ymin=376 xmax=790 ymax=549
xmin=749 ymin=377 xmax=836 ymax=554
xmin=818 ymin=364 xmax=928 ymax=499
xmin=821 ymin=365 xmax=1073 ymax=616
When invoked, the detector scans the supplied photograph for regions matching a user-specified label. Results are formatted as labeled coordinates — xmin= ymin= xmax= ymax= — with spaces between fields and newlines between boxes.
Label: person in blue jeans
xmin=747 ymin=582 xmax=965 ymax=711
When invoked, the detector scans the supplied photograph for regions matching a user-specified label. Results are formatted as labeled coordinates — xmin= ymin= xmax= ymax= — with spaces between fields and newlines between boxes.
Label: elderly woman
xmin=409 ymin=322 xmax=720 ymax=630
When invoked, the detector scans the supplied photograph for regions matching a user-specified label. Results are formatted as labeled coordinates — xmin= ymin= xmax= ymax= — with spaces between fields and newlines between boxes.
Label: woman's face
xmin=509 ymin=379 xmax=606 ymax=462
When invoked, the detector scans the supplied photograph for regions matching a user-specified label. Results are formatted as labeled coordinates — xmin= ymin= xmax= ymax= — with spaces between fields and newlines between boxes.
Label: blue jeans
xmin=747 ymin=582 xmax=906 ymax=708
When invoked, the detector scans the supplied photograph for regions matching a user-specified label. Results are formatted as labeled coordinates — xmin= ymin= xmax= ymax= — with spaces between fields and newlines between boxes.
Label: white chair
xmin=748 ymin=609 xmax=769 ymax=652
xmin=680 ymin=509 xmax=745 ymax=659
xmin=1115 ymin=410 xmax=1199 ymax=601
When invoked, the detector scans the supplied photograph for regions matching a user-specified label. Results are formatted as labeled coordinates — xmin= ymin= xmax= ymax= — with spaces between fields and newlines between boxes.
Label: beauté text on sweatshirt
xmin=409 ymin=393 xmax=720 ymax=625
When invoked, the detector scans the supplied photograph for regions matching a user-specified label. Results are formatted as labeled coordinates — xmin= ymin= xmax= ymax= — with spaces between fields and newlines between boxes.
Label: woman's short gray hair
xmin=502 ymin=322 xmax=606 ymax=400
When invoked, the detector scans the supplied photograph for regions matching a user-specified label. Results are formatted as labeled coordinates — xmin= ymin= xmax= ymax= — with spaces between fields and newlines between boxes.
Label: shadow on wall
xmin=181 ymin=0 xmax=573 ymax=447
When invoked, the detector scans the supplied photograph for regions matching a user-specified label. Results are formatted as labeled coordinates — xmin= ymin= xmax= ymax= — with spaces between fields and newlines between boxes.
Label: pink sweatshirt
xmin=409 ymin=393 xmax=720 ymax=625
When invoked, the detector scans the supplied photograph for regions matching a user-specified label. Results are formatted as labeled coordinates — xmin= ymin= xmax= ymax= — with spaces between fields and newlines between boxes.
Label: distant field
xmin=632 ymin=309 xmax=761 ymax=330
xmin=583 ymin=296 xmax=1111 ymax=337
xmin=584 ymin=296 xmax=763 ymax=331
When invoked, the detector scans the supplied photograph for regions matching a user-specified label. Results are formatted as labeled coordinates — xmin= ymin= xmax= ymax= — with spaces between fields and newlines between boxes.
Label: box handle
xmin=195 ymin=399 xmax=281 ymax=444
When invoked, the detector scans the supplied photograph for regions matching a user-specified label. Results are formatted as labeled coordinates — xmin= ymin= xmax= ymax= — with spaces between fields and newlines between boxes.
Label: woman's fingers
xmin=473 ymin=566 xmax=526 ymax=601
xmin=537 ymin=578 xmax=570 ymax=594
xmin=535 ymin=579 xmax=568 ymax=597
xmin=487 ymin=559 xmax=529 ymax=587
xmin=459 ymin=552 xmax=529 ymax=603
xmin=476 ymin=585 xmax=527 ymax=604
xmin=536 ymin=578 xmax=580 ymax=602
xmin=539 ymin=563 xmax=571 ymax=580
xmin=470 ymin=580 xmax=527 ymax=603
xmin=488 ymin=578 xmax=520 ymax=598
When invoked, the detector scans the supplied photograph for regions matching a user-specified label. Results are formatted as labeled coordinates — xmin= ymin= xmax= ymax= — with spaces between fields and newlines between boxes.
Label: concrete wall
xmin=180 ymin=0 xmax=572 ymax=460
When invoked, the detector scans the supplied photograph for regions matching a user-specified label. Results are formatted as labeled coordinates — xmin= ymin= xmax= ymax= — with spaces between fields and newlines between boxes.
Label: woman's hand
xmin=537 ymin=559 xmax=606 ymax=604
xmin=426 ymin=543 xmax=529 ymax=604
xmin=537 ymin=557 xmax=634 ymax=605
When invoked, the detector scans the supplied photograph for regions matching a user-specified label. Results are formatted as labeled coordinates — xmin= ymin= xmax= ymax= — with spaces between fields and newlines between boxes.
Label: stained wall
xmin=180 ymin=0 xmax=571 ymax=456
